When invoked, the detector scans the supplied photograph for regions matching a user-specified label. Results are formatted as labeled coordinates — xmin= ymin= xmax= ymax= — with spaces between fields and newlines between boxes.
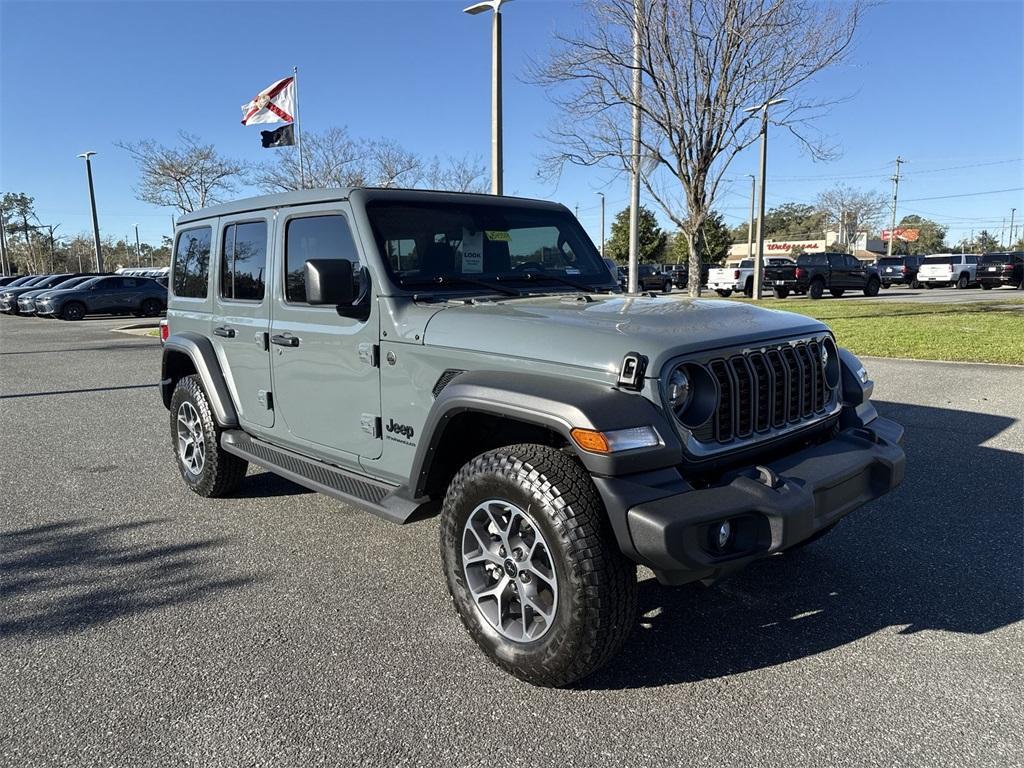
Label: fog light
xmin=715 ymin=520 xmax=732 ymax=550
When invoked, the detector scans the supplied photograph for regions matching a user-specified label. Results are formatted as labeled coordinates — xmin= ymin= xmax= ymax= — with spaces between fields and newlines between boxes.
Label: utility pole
xmin=78 ymin=151 xmax=104 ymax=272
xmin=1000 ymin=218 xmax=1006 ymax=248
xmin=744 ymin=98 xmax=787 ymax=299
xmin=1007 ymin=208 xmax=1015 ymax=249
xmin=596 ymin=192 xmax=606 ymax=257
xmin=746 ymin=175 xmax=755 ymax=258
xmin=627 ymin=0 xmax=642 ymax=294
xmin=886 ymin=156 xmax=903 ymax=258
xmin=135 ymin=224 xmax=142 ymax=266
xmin=575 ymin=203 xmax=580 ymax=219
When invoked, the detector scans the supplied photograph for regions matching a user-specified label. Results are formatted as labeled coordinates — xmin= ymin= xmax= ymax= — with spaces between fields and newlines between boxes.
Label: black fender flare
xmin=409 ymin=370 xmax=682 ymax=498
xmin=160 ymin=332 xmax=239 ymax=428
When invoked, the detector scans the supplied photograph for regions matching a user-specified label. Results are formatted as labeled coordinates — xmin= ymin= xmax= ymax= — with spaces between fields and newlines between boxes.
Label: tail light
xmin=1004 ymin=264 xmax=1015 ymax=271
xmin=733 ymin=269 xmax=740 ymax=279
xmin=159 ymin=319 xmax=169 ymax=344
xmin=795 ymin=267 xmax=807 ymax=279
xmin=900 ymin=265 xmax=908 ymax=274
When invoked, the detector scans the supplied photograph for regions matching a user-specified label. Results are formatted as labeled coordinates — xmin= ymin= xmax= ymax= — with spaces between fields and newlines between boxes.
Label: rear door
xmin=268 ymin=204 xmax=382 ymax=461
xmin=86 ymin=276 xmax=123 ymax=311
xmin=212 ymin=213 xmax=275 ymax=429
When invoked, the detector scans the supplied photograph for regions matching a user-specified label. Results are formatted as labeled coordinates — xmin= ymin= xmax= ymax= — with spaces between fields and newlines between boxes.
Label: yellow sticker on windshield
xmin=485 ymin=230 xmax=511 ymax=242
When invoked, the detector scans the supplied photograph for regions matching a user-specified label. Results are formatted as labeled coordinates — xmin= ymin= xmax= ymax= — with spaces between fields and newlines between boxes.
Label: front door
xmin=269 ymin=205 xmax=382 ymax=460
xmin=86 ymin=276 xmax=124 ymax=312
xmin=211 ymin=214 xmax=275 ymax=429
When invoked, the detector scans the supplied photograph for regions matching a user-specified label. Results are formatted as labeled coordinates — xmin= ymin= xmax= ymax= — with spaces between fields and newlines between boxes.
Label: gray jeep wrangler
xmin=161 ymin=188 xmax=905 ymax=687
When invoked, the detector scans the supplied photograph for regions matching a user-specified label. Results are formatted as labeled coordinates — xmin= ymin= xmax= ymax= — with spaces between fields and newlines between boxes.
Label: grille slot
xmin=697 ymin=340 xmax=833 ymax=445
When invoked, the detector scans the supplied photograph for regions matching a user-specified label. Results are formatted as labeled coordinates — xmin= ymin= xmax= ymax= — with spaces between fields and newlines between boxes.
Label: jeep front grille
xmin=687 ymin=338 xmax=837 ymax=448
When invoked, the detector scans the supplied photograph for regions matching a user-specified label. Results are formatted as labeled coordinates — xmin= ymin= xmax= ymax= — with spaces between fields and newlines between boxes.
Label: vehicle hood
xmin=2 ymin=286 xmax=44 ymax=299
xmin=422 ymin=294 xmax=828 ymax=376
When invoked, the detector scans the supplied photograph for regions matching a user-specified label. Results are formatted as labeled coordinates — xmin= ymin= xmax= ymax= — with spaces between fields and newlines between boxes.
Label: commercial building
xmin=727 ymin=231 xmax=886 ymax=265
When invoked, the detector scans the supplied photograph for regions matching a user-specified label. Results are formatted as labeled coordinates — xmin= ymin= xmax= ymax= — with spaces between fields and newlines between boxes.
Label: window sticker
xmin=485 ymin=230 xmax=511 ymax=242
xmin=460 ymin=228 xmax=484 ymax=273
xmin=566 ymin=267 xmax=581 ymax=275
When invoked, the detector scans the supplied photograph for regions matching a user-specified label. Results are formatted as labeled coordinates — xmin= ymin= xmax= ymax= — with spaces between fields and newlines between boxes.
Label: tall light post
xmin=596 ymin=192 xmax=606 ymax=257
xmin=464 ymin=0 xmax=511 ymax=195
xmin=746 ymin=174 xmax=756 ymax=258
xmin=744 ymin=98 xmax=787 ymax=300
xmin=78 ymin=151 xmax=104 ymax=272
xmin=134 ymin=224 xmax=142 ymax=266
xmin=627 ymin=0 xmax=642 ymax=294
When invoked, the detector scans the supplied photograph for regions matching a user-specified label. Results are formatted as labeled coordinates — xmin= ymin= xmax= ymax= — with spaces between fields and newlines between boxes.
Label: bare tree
xmin=532 ymin=0 xmax=862 ymax=295
xmin=117 ymin=132 xmax=247 ymax=214
xmin=1 ymin=192 xmax=41 ymax=272
xmin=815 ymin=184 xmax=888 ymax=243
xmin=422 ymin=154 xmax=489 ymax=193
xmin=254 ymin=127 xmax=366 ymax=191
xmin=368 ymin=138 xmax=422 ymax=188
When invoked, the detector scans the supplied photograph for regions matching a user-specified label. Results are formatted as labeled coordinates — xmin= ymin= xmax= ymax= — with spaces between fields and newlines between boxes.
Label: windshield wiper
xmin=510 ymin=270 xmax=611 ymax=293
xmin=404 ymin=275 xmax=523 ymax=297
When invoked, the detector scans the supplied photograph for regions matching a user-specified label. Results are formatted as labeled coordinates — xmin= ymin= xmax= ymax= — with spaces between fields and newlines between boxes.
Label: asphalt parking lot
xmin=1 ymin=315 xmax=1022 ymax=768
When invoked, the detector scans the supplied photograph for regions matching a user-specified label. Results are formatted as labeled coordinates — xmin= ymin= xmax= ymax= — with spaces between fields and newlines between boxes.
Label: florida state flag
xmin=241 ymin=77 xmax=295 ymax=125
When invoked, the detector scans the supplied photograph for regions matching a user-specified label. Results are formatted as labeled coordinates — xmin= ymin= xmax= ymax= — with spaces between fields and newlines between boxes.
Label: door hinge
xmin=358 ymin=342 xmax=379 ymax=368
xmin=361 ymin=414 xmax=381 ymax=438
xmin=257 ymin=390 xmax=273 ymax=410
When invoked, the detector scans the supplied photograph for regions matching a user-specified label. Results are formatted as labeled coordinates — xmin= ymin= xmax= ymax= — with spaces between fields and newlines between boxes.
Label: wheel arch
xmin=409 ymin=370 xmax=682 ymax=500
xmin=160 ymin=332 xmax=239 ymax=427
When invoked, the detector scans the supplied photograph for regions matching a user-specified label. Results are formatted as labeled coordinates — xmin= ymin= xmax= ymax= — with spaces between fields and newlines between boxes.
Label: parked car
xmin=707 ymin=257 xmax=793 ymax=297
xmin=763 ymin=253 xmax=880 ymax=299
xmin=0 ymin=273 xmax=75 ymax=314
xmin=36 ymin=275 xmax=167 ymax=320
xmin=27 ymin=274 xmax=107 ymax=315
xmin=160 ymin=187 xmax=904 ymax=687
xmin=976 ymin=251 xmax=1023 ymax=290
xmin=0 ymin=275 xmax=25 ymax=287
xmin=666 ymin=263 xmax=712 ymax=289
xmin=619 ymin=263 xmax=673 ymax=293
xmin=875 ymin=255 xmax=925 ymax=289
xmin=917 ymin=253 xmax=978 ymax=289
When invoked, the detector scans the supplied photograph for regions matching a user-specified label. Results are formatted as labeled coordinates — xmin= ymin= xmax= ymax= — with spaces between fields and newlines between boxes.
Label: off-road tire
xmin=62 ymin=301 xmax=86 ymax=321
xmin=440 ymin=443 xmax=638 ymax=687
xmin=169 ymin=375 xmax=247 ymax=497
xmin=863 ymin=278 xmax=880 ymax=297
xmin=830 ymin=288 xmax=846 ymax=298
xmin=715 ymin=289 xmax=733 ymax=298
xmin=809 ymin=279 xmax=825 ymax=300
xmin=772 ymin=287 xmax=790 ymax=299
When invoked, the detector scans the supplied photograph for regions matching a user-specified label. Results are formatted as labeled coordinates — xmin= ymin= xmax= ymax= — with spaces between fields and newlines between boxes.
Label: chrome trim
xmin=661 ymin=333 xmax=841 ymax=459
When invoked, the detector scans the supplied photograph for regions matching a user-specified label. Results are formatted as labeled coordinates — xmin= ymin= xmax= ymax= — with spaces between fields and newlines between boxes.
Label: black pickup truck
xmin=763 ymin=252 xmax=881 ymax=299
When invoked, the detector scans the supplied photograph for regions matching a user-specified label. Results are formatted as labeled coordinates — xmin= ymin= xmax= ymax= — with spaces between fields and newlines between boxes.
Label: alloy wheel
xmin=176 ymin=401 xmax=206 ymax=475
xmin=461 ymin=500 xmax=558 ymax=642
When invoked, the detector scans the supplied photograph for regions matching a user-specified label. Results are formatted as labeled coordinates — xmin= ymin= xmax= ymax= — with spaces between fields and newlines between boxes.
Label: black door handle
xmin=271 ymin=333 xmax=300 ymax=348
xmin=213 ymin=326 xmax=236 ymax=338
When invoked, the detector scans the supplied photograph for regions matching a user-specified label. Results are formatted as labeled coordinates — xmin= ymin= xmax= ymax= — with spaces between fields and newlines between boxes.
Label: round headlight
xmin=821 ymin=337 xmax=840 ymax=389
xmin=667 ymin=368 xmax=691 ymax=411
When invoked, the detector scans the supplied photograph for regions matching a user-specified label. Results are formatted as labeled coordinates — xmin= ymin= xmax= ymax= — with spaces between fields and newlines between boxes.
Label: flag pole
xmin=292 ymin=65 xmax=306 ymax=189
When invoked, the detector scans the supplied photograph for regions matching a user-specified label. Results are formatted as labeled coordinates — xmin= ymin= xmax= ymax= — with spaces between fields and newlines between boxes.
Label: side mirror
xmin=304 ymin=259 xmax=354 ymax=305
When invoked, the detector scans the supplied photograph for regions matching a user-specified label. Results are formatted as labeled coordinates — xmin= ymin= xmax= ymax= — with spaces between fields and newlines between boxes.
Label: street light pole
xmin=464 ymin=0 xmax=510 ymax=195
xmin=596 ymin=192 xmax=606 ymax=257
xmin=78 ymin=151 xmax=104 ymax=272
xmin=627 ymin=0 xmax=642 ymax=294
xmin=744 ymin=98 xmax=787 ymax=300
xmin=746 ymin=174 xmax=755 ymax=258
xmin=1009 ymin=208 xmax=1016 ymax=249
xmin=0 ymin=208 xmax=9 ymax=276
xmin=135 ymin=224 xmax=142 ymax=267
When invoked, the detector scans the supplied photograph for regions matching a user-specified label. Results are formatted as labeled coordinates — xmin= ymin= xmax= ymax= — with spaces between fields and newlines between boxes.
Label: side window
xmin=967 ymin=255 xmax=978 ymax=265
xmin=95 ymin=277 xmax=118 ymax=290
xmin=284 ymin=215 xmax=360 ymax=304
xmin=121 ymin=278 xmax=138 ymax=289
xmin=221 ymin=221 xmax=268 ymax=301
xmin=846 ymin=255 xmax=860 ymax=268
xmin=173 ymin=226 xmax=212 ymax=298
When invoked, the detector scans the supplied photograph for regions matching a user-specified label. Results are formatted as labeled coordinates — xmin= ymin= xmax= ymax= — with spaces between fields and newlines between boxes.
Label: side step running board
xmin=220 ymin=430 xmax=430 ymax=524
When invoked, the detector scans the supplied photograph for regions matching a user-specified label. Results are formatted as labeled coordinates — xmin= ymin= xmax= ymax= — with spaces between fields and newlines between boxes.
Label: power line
xmin=901 ymin=187 xmax=1024 ymax=203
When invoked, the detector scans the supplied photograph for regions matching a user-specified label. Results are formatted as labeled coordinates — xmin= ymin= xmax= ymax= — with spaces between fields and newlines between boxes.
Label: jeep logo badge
xmin=385 ymin=418 xmax=414 ymax=439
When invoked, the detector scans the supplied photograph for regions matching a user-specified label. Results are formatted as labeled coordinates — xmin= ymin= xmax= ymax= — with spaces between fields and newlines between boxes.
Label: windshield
xmin=72 ymin=276 xmax=104 ymax=290
xmin=48 ymin=276 xmax=90 ymax=290
xmin=365 ymin=201 xmax=615 ymax=293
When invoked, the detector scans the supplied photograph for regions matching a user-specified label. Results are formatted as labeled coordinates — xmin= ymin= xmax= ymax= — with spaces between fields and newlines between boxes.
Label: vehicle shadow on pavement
xmin=231 ymin=471 xmax=314 ymax=499
xmin=0 ymin=518 xmax=258 ymax=638
xmin=582 ymin=401 xmax=1023 ymax=690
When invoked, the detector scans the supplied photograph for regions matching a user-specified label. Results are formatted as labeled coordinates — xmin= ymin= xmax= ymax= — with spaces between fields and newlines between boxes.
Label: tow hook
xmin=754 ymin=465 xmax=782 ymax=489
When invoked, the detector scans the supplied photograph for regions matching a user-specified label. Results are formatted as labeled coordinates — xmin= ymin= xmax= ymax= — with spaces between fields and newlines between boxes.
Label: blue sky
xmin=1 ymin=0 xmax=1022 ymax=248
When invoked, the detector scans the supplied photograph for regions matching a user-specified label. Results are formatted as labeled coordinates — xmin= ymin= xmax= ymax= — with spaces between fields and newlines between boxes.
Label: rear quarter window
xmin=173 ymin=226 xmax=212 ymax=298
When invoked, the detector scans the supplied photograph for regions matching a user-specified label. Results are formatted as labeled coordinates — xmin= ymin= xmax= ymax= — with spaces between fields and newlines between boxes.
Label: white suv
xmin=917 ymin=253 xmax=978 ymax=289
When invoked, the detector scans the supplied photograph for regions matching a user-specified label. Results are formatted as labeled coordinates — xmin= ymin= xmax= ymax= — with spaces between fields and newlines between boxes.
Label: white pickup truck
xmin=707 ymin=258 xmax=794 ymax=297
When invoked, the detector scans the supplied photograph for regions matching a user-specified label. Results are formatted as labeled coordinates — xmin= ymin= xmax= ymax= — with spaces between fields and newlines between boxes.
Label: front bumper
xmin=594 ymin=417 xmax=905 ymax=584
xmin=17 ymin=301 xmax=36 ymax=313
